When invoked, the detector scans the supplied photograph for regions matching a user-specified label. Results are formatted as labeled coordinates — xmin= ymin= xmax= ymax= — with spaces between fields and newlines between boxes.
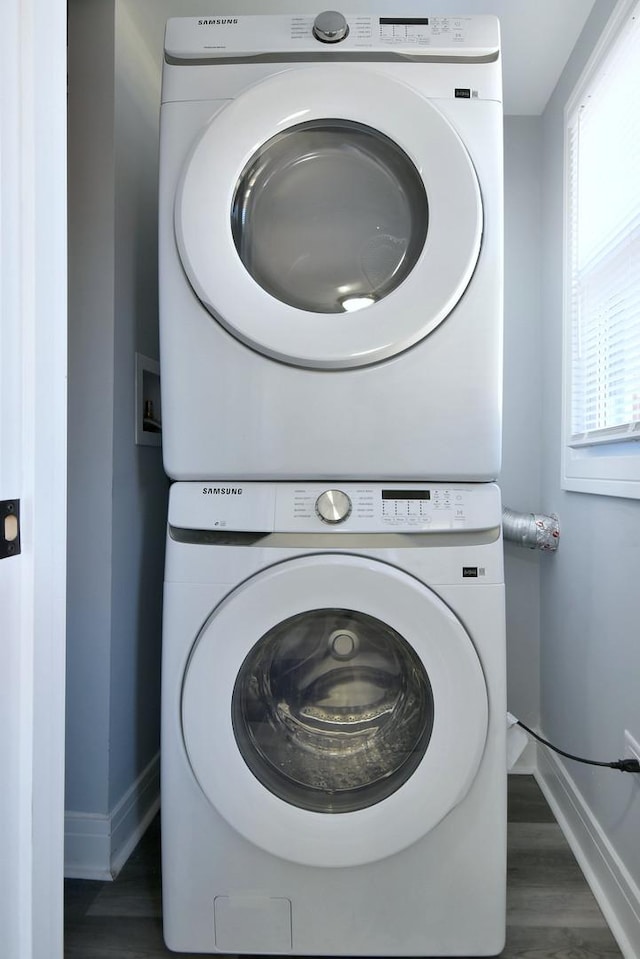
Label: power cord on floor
xmin=515 ymin=719 xmax=640 ymax=774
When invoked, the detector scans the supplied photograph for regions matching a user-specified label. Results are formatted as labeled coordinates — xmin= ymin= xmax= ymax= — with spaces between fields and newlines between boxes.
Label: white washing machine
xmin=159 ymin=13 xmax=503 ymax=481
xmin=162 ymin=481 xmax=507 ymax=955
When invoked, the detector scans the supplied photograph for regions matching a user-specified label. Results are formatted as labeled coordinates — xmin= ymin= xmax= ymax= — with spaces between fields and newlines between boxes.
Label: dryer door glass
xmin=232 ymin=607 xmax=434 ymax=813
xmin=231 ymin=120 xmax=429 ymax=314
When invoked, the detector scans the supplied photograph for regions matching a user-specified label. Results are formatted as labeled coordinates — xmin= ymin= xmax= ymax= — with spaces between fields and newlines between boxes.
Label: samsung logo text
xmin=202 ymin=487 xmax=243 ymax=495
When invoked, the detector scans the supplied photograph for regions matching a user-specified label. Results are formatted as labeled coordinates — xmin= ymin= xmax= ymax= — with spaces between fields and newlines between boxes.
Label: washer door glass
xmin=231 ymin=120 xmax=428 ymax=315
xmin=232 ymin=608 xmax=434 ymax=813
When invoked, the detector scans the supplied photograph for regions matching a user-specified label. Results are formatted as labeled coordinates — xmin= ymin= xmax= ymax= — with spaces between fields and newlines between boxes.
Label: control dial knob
xmin=315 ymin=489 xmax=352 ymax=524
xmin=313 ymin=10 xmax=349 ymax=43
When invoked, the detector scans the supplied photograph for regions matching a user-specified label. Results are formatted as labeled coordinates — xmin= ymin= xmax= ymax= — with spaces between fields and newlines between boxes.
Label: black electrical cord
xmin=516 ymin=719 xmax=640 ymax=774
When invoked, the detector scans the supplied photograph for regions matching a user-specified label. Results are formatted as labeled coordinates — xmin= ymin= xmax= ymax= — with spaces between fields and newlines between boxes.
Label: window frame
xmin=561 ymin=0 xmax=640 ymax=499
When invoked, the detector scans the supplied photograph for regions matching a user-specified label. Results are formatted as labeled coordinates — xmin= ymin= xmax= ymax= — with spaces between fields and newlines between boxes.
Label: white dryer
xmin=162 ymin=481 xmax=507 ymax=956
xmin=159 ymin=13 xmax=503 ymax=481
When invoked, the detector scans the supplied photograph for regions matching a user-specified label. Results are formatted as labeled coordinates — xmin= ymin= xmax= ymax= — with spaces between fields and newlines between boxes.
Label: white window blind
xmin=567 ymin=6 xmax=640 ymax=448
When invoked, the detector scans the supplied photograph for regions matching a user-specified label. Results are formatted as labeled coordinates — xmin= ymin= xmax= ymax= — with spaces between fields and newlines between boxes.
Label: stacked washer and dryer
xmin=159 ymin=10 xmax=505 ymax=957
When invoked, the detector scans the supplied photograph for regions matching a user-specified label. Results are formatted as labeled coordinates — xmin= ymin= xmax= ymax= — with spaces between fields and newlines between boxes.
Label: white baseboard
xmin=64 ymin=751 xmax=160 ymax=881
xmin=509 ymin=740 xmax=538 ymax=774
xmin=64 ymin=811 xmax=113 ymax=881
xmin=536 ymin=748 xmax=640 ymax=959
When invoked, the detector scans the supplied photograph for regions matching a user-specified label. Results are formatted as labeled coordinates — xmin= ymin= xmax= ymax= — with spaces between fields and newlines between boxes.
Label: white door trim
xmin=0 ymin=1 xmax=67 ymax=957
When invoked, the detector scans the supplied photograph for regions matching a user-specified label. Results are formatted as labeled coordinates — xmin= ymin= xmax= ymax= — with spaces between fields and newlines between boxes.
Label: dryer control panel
xmin=165 ymin=14 xmax=500 ymax=61
xmin=169 ymin=482 xmax=502 ymax=534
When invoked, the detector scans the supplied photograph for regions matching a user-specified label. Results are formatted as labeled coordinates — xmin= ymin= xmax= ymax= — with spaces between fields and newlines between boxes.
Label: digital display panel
xmin=379 ymin=18 xmax=429 ymax=25
xmin=382 ymin=490 xmax=430 ymax=500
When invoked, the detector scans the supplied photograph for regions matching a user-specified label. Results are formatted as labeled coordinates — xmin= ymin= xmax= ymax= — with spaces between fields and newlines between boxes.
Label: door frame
xmin=0 ymin=1 xmax=67 ymax=957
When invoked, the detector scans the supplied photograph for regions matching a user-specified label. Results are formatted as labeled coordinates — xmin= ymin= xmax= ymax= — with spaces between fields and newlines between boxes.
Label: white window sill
xmin=562 ymin=440 xmax=640 ymax=498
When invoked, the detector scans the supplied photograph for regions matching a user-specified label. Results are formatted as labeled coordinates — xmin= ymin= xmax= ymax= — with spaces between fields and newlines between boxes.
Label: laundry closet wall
xmin=502 ymin=17 xmax=640 ymax=938
xmin=66 ymin=0 xmax=168 ymax=878
xmin=64 ymin=0 xmax=545 ymax=874
xmin=501 ymin=114 xmax=543 ymax=754
xmin=64 ymin=0 xmax=576 ymax=875
xmin=539 ymin=2 xmax=640 ymax=950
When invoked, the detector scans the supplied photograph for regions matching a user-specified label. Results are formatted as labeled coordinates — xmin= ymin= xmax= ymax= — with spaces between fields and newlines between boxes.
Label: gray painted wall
xmin=66 ymin=0 xmax=545 ymax=814
xmin=109 ymin=0 xmax=169 ymax=810
xmin=67 ymin=0 xmax=640 ymax=903
xmin=66 ymin=0 xmax=168 ymax=819
xmin=540 ymin=0 xmax=640 ymax=888
xmin=66 ymin=0 xmax=116 ymax=815
xmin=502 ymin=116 xmax=543 ymax=731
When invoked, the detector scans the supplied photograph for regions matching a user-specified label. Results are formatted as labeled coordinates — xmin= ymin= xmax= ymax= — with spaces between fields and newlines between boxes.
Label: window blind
xmin=567 ymin=6 xmax=640 ymax=446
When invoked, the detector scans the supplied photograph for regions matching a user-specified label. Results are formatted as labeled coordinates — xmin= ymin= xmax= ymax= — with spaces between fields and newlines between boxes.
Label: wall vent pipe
xmin=502 ymin=507 xmax=559 ymax=551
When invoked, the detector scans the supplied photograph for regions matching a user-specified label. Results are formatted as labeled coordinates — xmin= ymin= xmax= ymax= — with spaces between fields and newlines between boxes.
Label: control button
xmin=315 ymin=489 xmax=352 ymax=524
xmin=313 ymin=10 xmax=349 ymax=43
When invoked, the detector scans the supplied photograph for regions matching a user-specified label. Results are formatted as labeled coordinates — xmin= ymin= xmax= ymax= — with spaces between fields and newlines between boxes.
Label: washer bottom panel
xmin=161 ymin=738 xmax=506 ymax=956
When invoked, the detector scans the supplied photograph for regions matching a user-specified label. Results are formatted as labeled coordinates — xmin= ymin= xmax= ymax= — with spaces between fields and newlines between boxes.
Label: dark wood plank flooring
xmin=64 ymin=776 xmax=622 ymax=958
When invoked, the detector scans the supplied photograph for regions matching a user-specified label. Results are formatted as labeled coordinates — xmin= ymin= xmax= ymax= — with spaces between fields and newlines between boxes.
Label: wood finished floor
xmin=64 ymin=776 xmax=623 ymax=959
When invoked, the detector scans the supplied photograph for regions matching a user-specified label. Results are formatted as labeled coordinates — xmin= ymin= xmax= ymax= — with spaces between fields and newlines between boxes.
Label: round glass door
xmin=176 ymin=65 xmax=482 ymax=369
xmin=232 ymin=608 xmax=434 ymax=813
xmin=181 ymin=554 xmax=488 ymax=868
xmin=231 ymin=120 xmax=428 ymax=314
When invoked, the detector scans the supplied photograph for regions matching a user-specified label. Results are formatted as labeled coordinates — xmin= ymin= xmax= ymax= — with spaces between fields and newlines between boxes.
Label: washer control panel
xmin=289 ymin=485 xmax=471 ymax=530
xmin=165 ymin=14 xmax=500 ymax=60
xmin=168 ymin=483 xmax=502 ymax=533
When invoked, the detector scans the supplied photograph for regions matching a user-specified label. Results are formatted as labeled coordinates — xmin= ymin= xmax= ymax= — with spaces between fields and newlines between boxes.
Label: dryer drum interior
xmin=230 ymin=119 xmax=429 ymax=315
xmin=231 ymin=607 xmax=434 ymax=814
